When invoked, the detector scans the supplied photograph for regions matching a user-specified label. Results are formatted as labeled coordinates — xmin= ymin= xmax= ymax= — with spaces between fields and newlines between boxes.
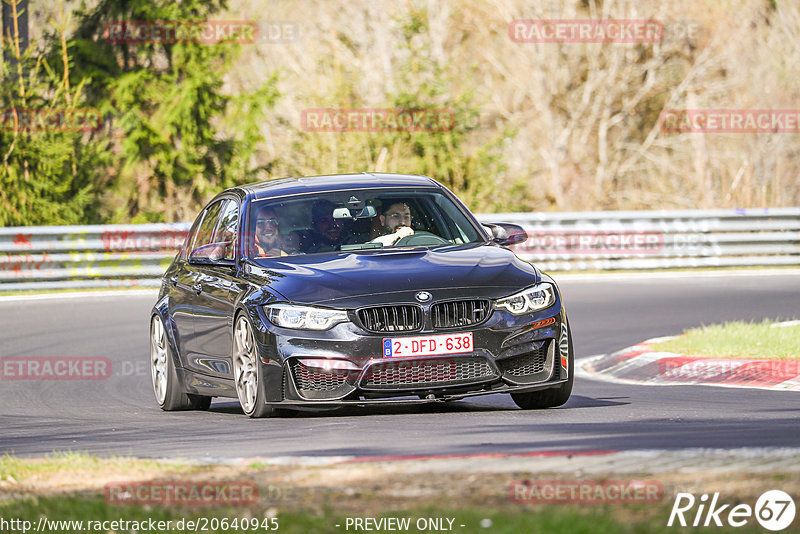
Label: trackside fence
xmin=0 ymin=224 xmax=189 ymax=292
xmin=1 ymin=208 xmax=798 ymax=291
xmin=475 ymin=207 xmax=800 ymax=272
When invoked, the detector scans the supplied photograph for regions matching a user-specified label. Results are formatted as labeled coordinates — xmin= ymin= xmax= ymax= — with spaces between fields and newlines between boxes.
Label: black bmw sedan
xmin=150 ymin=173 xmax=573 ymax=417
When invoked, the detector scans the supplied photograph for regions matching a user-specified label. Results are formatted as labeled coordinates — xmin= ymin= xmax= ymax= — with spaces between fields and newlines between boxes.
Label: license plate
xmin=382 ymin=332 xmax=473 ymax=358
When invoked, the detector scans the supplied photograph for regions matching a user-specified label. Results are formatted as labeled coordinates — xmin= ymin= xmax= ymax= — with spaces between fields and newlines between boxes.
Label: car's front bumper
xmin=252 ymin=304 xmax=570 ymax=405
xmin=269 ymin=378 xmax=570 ymax=407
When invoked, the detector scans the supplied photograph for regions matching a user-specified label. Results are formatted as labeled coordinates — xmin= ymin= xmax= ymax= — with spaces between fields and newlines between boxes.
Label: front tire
xmin=511 ymin=318 xmax=574 ymax=409
xmin=233 ymin=314 xmax=275 ymax=418
xmin=150 ymin=314 xmax=211 ymax=411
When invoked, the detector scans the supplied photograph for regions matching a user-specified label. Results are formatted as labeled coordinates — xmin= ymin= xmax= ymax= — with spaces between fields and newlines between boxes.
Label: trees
xmin=1 ymin=0 xmax=278 ymax=225
xmin=0 ymin=1 xmax=100 ymax=226
xmin=3 ymin=0 xmax=798 ymax=226
xmin=285 ymin=3 xmax=519 ymax=214
xmin=66 ymin=0 xmax=279 ymax=223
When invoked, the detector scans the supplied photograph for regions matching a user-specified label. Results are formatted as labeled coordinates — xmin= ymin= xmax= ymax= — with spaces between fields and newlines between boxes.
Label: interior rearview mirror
xmin=333 ymin=206 xmax=377 ymax=219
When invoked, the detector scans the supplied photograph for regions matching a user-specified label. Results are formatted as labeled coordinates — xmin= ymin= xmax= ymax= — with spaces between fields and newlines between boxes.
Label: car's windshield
xmin=247 ymin=188 xmax=484 ymax=258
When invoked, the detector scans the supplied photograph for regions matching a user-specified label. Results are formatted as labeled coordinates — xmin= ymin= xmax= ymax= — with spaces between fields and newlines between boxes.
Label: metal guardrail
xmin=0 ymin=208 xmax=798 ymax=291
xmin=0 ymin=224 xmax=189 ymax=291
xmin=475 ymin=207 xmax=800 ymax=271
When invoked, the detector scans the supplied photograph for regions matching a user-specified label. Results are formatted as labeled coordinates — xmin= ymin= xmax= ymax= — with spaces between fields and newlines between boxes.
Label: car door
xmin=165 ymin=212 xmax=207 ymax=361
xmin=181 ymin=198 xmax=229 ymax=376
xmin=190 ymin=198 xmax=242 ymax=379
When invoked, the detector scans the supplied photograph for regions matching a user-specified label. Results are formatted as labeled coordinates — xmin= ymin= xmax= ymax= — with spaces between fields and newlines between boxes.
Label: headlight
xmin=265 ymin=304 xmax=349 ymax=330
xmin=494 ymin=283 xmax=556 ymax=315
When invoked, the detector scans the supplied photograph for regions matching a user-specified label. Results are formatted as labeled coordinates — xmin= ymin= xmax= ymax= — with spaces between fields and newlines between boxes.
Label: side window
xmin=192 ymin=200 xmax=225 ymax=250
xmin=216 ymin=200 xmax=239 ymax=260
xmin=181 ymin=215 xmax=204 ymax=260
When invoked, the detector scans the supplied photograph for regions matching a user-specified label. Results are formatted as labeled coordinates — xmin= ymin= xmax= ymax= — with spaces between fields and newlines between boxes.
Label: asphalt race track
xmin=1 ymin=271 xmax=799 ymax=460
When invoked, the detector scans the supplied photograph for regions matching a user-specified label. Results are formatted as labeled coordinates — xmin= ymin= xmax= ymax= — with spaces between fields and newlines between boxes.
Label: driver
xmin=370 ymin=201 xmax=414 ymax=246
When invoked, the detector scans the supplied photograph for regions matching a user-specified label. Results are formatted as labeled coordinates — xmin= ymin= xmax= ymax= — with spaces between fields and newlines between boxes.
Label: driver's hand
xmin=394 ymin=226 xmax=414 ymax=240
xmin=369 ymin=226 xmax=415 ymax=247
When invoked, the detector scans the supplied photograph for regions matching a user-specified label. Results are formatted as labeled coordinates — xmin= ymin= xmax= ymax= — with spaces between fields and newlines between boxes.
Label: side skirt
xmin=177 ymin=368 xmax=236 ymax=398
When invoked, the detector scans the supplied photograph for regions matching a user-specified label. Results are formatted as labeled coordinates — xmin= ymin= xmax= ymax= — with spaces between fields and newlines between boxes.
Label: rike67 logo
xmin=668 ymin=490 xmax=796 ymax=531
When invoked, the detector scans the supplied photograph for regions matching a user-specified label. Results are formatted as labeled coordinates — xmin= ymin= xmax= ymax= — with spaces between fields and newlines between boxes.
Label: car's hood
xmin=248 ymin=244 xmax=540 ymax=305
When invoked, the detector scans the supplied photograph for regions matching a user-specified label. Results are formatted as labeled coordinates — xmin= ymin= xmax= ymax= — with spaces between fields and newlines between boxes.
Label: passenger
xmin=253 ymin=207 xmax=288 ymax=257
xmin=303 ymin=200 xmax=348 ymax=252
xmin=370 ymin=201 xmax=414 ymax=246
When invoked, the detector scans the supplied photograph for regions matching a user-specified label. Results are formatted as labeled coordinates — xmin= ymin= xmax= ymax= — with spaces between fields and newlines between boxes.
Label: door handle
xmin=192 ymin=283 xmax=203 ymax=294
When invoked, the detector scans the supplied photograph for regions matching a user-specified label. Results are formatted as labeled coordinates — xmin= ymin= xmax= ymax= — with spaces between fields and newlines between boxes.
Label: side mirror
xmin=188 ymin=242 xmax=236 ymax=266
xmin=484 ymin=223 xmax=528 ymax=247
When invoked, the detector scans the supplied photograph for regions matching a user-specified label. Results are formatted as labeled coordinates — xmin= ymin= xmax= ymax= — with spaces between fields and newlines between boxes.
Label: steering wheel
xmin=394 ymin=231 xmax=450 ymax=246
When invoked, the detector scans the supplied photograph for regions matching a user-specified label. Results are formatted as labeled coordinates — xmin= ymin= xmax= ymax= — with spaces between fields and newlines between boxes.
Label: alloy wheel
xmin=150 ymin=315 xmax=168 ymax=405
xmin=233 ymin=316 xmax=259 ymax=413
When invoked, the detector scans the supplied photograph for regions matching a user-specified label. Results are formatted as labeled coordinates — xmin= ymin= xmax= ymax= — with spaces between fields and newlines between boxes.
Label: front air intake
xmin=357 ymin=305 xmax=422 ymax=333
xmin=431 ymin=299 xmax=491 ymax=329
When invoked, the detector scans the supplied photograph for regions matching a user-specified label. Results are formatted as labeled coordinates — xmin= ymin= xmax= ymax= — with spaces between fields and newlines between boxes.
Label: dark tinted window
xmin=181 ymin=215 xmax=204 ymax=259
xmin=192 ymin=200 xmax=225 ymax=250
xmin=216 ymin=200 xmax=239 ymax=260
xmin=248 ymin=188 xmax=482 ymax=258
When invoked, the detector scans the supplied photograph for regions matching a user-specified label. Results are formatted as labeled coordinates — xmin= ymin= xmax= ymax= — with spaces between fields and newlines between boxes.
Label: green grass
xmin=1 ymin=496 xmax=784 ymax=534
xmin=2 ymin=453 xmax=798 ymax=533
xmin=0 ymin=452 xmax=186 ymax=482
xmin=652 ymin=319 xmax=800 ymax=360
